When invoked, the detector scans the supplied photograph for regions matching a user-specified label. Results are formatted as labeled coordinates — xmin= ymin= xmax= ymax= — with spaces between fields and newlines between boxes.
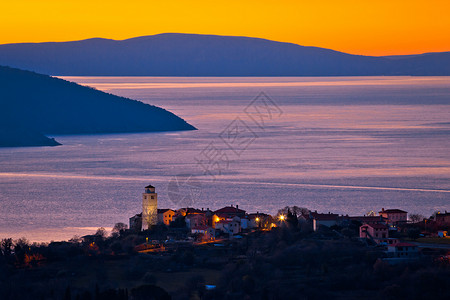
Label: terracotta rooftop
xmin=186 ymin=213 xmax=205 ymax=219
xmin=379 ymin=209 xmax=407 ymax=214
xmin=215 ymin=206 xmax=246 ymax=214
xmin=157 ymin=209 xmax=174 ymax=214
xmin=310 ymin=212 xmax=339 ymax=221
xmin=349 ymin=216 xmax=386 ymax=221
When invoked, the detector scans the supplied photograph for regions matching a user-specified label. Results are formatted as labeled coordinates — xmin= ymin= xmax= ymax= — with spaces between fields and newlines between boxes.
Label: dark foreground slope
xmin=1 ymin=224 xmax=449 ymax=300
xmin=0 ymin=33 xmax=448 ymax=76
xmin=0 ymin=66 xmax=195 ymax=147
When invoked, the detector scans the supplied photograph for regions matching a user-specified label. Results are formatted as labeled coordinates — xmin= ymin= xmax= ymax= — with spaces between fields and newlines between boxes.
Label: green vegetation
xmin=1 ymin=219 xmax=449 ymax=300
xmin=0 ymin=66 xmax=196 ymax=147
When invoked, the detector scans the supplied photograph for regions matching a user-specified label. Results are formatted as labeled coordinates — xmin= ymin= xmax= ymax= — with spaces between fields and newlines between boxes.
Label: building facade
xmin=185 ymin=213 xmax=207 ymax=229
xmin=436 ymin=212 xmax=450 ymax=225
xmin=387 ymin=243 xmax=419 ymax=258
xmin=129 ymin=213 xmax=142 ymax=232
xmin=157 ymin=209 xmax=175 ymax=225
xmin=379 ymin=208 xmax=407 ymax=226
xmin=310 ymin=212 xmax=340 ymax=231
xmin=215 ymin=220 xmax=241 ymax=235
xmin=142 ymin=185 xmax=158 ymax=230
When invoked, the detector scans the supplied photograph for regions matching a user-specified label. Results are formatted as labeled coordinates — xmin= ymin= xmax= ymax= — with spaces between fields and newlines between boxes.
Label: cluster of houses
xmin=128 ymin=185 xmax=447 ymax=259
xmin=130 ymin=185 xmax=275 ymax=240
xmin=435 ymin=211 xmax=450 ymax=224
xmin=130 ymin=203 xmax=272 ymax=240
xmin=308 ymin=208 xmax=422 ymax=258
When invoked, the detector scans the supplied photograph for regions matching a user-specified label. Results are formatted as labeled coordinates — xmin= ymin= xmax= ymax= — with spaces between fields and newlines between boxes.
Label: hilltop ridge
xmin=0 ymin=66 xmax=196 ymax=147
xmin=0 ymin=33 xmax=448 ymax=76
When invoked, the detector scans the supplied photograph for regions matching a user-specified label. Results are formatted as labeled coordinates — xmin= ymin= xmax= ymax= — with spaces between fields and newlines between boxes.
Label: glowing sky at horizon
xmin=1 ymin=0 xmax=449 ymax=56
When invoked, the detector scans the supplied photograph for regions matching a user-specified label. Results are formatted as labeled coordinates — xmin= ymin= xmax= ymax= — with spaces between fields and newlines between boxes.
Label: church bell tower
xmin=142 ymin=184 xmax=158 ymax=230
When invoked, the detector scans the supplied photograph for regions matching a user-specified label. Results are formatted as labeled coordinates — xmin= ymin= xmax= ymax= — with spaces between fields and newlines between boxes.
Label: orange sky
xmin=1 ymin=0 xmax=449 ymax=56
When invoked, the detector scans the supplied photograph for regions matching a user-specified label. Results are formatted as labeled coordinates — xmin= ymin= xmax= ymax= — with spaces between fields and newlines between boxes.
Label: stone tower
xmin=142 ymin=184 xmax=158 ymax=230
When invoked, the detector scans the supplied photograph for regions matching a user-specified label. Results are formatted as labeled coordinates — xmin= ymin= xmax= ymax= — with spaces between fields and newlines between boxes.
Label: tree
xmin=112 ymin=222 xmax=128 ymax=237
xmin=95 ymin=227 xmax=107 ymax=239
xmin=1 ymin=238 xmax=13 ymax=256
xmin=14 ymin=237 xmax=29 ymax=265
xmin=278 ymin=206 xmax=309 ymax=218
xmin=95 ymin=227 xmax=107 ymax=237
xmin=286 ymin=208 xmax=299 ymax=228
xmin=409 ymin=214 xmax=425 ymax=223
xmin=68 ymin=235 xmax=81 ymax=243
xmin=14 ymin=237 xmax=29 ymax=248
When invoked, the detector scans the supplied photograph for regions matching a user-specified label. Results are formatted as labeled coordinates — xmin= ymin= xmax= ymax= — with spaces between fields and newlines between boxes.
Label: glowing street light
xmin=255 ymin=217 xmax=260 ymax=222
xmin=279 ymin=215 xmax=285 ymax=221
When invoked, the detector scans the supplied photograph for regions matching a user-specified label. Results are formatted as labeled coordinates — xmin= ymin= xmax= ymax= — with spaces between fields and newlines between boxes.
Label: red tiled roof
xmin=349 ymin=216 xmax=386 ymax=221
xmin=215 ymin=206 xmax=246 ymax=214
xmin=186 ymin=208 xmax=204 ymax=214
xmin=186 ymin=214 xmax=205 ymax=219
xmin=311 ymin=212 xmax=339 ymax=221
xmin=215 ymin=212 xmax=242 ymax=219
xmin=179 ymin=207 xmax=204 ymax=215
xmin=379 ymin=209 xmax=407 ymax=214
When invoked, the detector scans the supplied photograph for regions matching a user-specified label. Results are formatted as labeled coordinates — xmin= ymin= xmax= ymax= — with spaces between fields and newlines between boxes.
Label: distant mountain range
xmin=0 ymin=33 xmax=449 ymax=76
xmin=0 ymin=66 xmax=195 ymax=147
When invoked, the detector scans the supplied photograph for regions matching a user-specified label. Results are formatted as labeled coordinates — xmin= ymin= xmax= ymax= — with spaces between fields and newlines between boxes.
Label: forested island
xmin=0 ymin=66 xmax=196 ymax=147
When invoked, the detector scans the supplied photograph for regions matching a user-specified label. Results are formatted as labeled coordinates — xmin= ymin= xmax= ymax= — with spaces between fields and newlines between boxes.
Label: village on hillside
xmin=123 ymin=185 xmax=450 ymax=262
xmin=2 ymin=184 xmax=450 ymax=299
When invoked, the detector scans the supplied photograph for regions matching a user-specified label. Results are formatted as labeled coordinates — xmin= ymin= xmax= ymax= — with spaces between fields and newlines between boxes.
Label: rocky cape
xmin=0 ymin=66 xmax=196 ymax=147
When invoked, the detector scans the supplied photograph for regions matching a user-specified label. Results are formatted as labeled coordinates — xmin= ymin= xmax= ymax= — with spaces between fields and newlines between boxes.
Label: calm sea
xmin=1 ymin=76 xmax=449 ymax=242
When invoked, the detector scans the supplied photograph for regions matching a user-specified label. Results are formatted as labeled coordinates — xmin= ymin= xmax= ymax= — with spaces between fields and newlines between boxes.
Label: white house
xmin=360 ymin=223 xmax=398 ymax=245
xmin=310 ymin=212 xmax=340 ymax=231
xmin=215 ymin=220 xmax=241 ymax=235
xmin=387 ymin=243 xmax=419 ymax=258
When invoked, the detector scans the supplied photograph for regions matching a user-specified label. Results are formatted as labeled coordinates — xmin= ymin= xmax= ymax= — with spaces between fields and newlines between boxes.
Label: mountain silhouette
xmin=0 ymin=33 xmax=448 ymax=76
xmin=0 ymin=66 xmax=196 ymax=147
